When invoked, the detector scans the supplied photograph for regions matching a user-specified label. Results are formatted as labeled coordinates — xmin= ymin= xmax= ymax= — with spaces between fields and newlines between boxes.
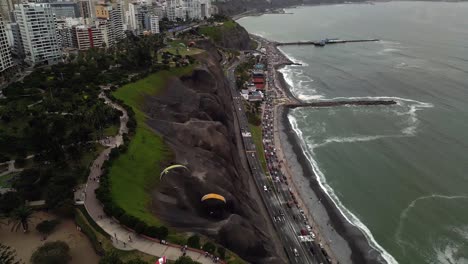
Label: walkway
xmin=80 ymin=92 xmax=218 ymax=264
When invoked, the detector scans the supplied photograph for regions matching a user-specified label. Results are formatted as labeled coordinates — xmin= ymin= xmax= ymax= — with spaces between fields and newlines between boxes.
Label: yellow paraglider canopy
xmin=160 ymin=164 xmax=189 ymax=179
xmin=201 ymin=193 xmax=226 ymax=203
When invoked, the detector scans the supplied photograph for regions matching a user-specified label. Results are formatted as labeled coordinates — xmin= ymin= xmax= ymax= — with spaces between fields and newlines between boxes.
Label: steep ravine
xmin=143 ymin=53 xmax=282 ymax=263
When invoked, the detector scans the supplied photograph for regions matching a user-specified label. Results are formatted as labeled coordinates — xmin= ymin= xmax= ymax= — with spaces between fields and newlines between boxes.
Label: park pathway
xmin=80 ymin=91 xmax=218 ymax=264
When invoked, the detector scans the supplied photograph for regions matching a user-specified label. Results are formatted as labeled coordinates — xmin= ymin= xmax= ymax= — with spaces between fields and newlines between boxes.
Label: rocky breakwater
xmin=143 ymin=52 xmax=282 ymax=263
xmin=286 ymin=100 xmax=397 ymax=108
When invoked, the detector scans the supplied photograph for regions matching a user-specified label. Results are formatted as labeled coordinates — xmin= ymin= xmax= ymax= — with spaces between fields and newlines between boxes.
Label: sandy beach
xmin=256 ymin=34 xmax=385 ymax=263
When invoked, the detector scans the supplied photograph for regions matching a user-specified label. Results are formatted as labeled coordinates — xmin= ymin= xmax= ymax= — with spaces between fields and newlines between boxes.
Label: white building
xmin=0 ymin=15 xmax=14 ymax=76
xmin=144 ymin=14 xmax=159 ymax=34
xmin=95 ymin=2 xmax=124 ymax=47
xmin=14 ymin=3 xmax=62 ymax=66
xmin=49 ymin=2 xmax=79 ymax=18
xmin=165 ymin=0 xmax=212 ymax=21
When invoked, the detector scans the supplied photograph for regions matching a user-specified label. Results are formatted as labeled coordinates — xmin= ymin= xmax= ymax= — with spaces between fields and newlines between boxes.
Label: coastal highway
xmin=226 ymin=58 xmax=322 ymax=264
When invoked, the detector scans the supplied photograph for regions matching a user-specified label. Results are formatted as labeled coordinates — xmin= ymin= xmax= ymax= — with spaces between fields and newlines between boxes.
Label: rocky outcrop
xmin=143 ymin=50 xmax=282 ymax=263
xmin=198 ymin=22 xmax=252 ymax=50
xmin=218 ymin=23 xmax=251 ymax=50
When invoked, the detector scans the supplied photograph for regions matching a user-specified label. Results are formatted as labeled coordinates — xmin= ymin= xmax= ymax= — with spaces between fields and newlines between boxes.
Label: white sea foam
xmin=298 ymin=94 xmax=325 ymax=100
xmin=279 ymin=66 xmax=324 ymax=101
xmin=394 ymin=195 xmax=468 ymax=249
xmin=277 ymin=47 xmax=309 ymax=66
xmin=312 ymin=135 xmax=400 ymax=148
xmin=378 ymin=48 xmax=401 ymax=55
xmin=314 ymin=96 xmax=433 ymax=136
xmin=433 ymin=242 xmax=468 ymax=264
xmin=288 ymin=115 xmax=399 ymax=264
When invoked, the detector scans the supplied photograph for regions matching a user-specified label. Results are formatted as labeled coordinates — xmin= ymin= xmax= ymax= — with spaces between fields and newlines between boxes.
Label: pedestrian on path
xmin=128 ymin=235 xmax=132 ymax=242
xmin=114 ymin=233 xmax=117 ymax=238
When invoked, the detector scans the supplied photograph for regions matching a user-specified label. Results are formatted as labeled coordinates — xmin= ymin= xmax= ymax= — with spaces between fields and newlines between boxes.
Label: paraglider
xmin=160 ymin=164 xmax=189 ymax=179
xmin=200 ymin=193 xmax=228 ymax=218
xmin=201 ymin=193 xmax=226 ymax=203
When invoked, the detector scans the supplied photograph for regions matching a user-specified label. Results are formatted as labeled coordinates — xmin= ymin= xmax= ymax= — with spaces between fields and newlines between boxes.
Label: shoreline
xmin=255 ymin=33 xmax=387 ymax=263
xmin=279 ymin=106 xmax=384 ymax=264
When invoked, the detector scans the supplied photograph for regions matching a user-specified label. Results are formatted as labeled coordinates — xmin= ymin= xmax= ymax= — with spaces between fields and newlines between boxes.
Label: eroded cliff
xmin=143 ymin=52 xmax=282 ymax=263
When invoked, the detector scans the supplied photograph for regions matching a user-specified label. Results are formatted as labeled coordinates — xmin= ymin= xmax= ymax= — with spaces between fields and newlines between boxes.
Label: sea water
xmin=239 ymin=2 xmax=468 ymax=263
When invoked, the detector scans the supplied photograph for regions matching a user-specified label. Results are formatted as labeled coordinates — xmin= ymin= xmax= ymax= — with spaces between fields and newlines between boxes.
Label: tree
xmin=31 ymin=241 xmax=71 ymax=264
xmin=0 ymin=243 xmax=21 ymax=264
xmin=187 ymin=235 xmax=200 ymax=249
xmin=217 ymin=247 xmax=226 ymax=260
xmin=9 ymin=206 xmax=34 ymax=232
xmin=99 ymin=251 xmax=123 ymax=264
xmin=202 ymin=242 xmax=216 ymax=254
xmin=174 ymin=256 xmax=201 ymax=264
xmin=36 ymin=219 xmax=60 ymax=238
xmin=125 ymin=259 xmax=148 ymax=264
xmin=157 ymin=226 xmax=169 ymax=240
xmin=0 ymin=192 xmax=22 ymax=215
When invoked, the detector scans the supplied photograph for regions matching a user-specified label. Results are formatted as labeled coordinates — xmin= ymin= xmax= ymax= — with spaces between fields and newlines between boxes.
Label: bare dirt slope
xmin=144 ymin=54 xmax=282 ymax=263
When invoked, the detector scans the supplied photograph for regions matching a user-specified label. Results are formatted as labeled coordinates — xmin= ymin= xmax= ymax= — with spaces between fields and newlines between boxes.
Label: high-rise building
xmin=95 ymin=2 xmax=124 ymax=47
xmin=144 ymin=14 xmax=159 ymax=34
xmin=14 ymin=3 xmax=62 ymax=66
xmin=0 ymin=0 xmax=14 ymax=22
xmin=8 ymin=22 xmax=23 ymax=59
xmin=72 ymin=25 xmax=104 ymax=50
xmin=50 ymin=2 xmax=79 ymax=18
xmin=166 ymin=0 xmax=185 ymax=21
xmin=0 ymin=15 xmax=14 ymax=76
xmin=78 ymin=0 xmax=94 ymax=20
xmin=128 ymin=2 xmax=151 ymax=35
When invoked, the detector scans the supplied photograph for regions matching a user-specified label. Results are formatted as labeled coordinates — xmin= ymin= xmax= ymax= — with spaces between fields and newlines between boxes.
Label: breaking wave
xmin=289 ymin=115 xmax=399 ymax=264
xmin=288 ymin=95 xmax=433 ymax=264
xmin=279 ymin=66 xmax=324 ymax=100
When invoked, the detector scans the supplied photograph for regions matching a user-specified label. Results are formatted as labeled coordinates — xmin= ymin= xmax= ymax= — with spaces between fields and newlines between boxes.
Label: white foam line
xmin=312 ymin=134 xmax=403 ymax=148
xmin=277 ymin=46 xmax=309 ymax=66
xmin=395 ymin=195 xmax=468 ymax=249
xmin=289 ymin=115 xmax=399 ymax=264
xmin=321 ymin=96 xmax=433 ymax=136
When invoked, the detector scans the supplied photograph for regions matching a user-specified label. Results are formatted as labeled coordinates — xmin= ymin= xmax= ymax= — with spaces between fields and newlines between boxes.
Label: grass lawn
xmin=0 ymin=172 xmax=19 ymax=188
xmin=249 ymin=124 xmax=269 ymax=176
xmin=109 ymin=67 xmax=194 ymax=227
xmin=199 ymin=20 xmax=238 ymax=43
xmin=160 ymin=46 xmax=204 ymax=57
xmin=103 ymin=125 xmax=119 ymax=137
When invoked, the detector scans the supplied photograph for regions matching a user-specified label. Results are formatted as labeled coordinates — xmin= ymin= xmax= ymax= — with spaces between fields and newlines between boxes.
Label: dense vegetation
xmin=0 ymin=34 xmax=165 ymax=216
xmin=96 ymin=67 xmax=194 ymax=243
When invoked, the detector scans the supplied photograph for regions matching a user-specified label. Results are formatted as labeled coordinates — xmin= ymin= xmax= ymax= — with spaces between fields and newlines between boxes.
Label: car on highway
xmin=293 ymin=248 xmax=299 ymax=257
xmin=310 ymin=231 xmax=316 ymax=239
xmin=263 ymin=185 xmax=268 ymax=192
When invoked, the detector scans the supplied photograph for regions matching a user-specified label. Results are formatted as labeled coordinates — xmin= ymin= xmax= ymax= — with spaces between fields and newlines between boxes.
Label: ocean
xmin=238 ymin=2 xmax=468 ymax=264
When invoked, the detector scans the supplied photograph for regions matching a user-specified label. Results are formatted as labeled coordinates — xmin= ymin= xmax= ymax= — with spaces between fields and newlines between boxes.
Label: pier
xmin=275 ymin=39 xmax=380 ymax=47
xmin=285 ymin=100 xmax=397 ymax=108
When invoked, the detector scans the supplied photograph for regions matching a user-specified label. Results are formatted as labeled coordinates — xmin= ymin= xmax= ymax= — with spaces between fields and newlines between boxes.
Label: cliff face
xmin=198 ymin=22 xmax=252 ymax=50
xmin=218 ymin=23 xmax=251 ymax=50
xmin=143 ymin=51 xmax=282 ymax=263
